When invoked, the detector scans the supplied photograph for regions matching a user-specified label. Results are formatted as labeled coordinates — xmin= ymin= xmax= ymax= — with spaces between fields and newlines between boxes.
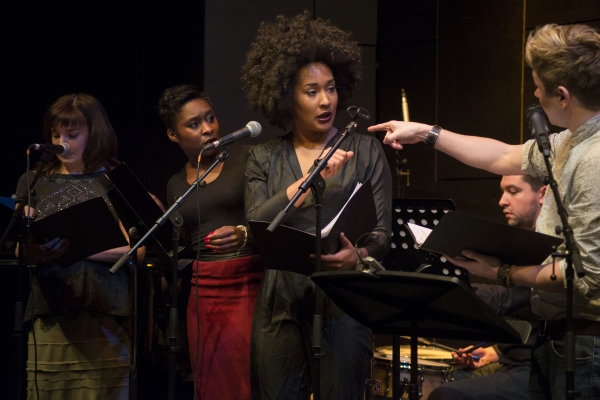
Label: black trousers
xmin=250 ymin=270 xmax=372 ymax=400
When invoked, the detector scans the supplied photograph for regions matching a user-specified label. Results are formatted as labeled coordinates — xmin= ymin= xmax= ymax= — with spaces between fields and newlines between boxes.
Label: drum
xmin=372 ymin=346 xmax=453 ymax=399
xmin=376 ymin=345 xmax=453 ymax=362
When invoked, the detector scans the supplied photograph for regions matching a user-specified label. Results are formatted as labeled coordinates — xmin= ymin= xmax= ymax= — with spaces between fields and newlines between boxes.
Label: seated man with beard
xmin=429 ymin=174 xmax=546 ymax=400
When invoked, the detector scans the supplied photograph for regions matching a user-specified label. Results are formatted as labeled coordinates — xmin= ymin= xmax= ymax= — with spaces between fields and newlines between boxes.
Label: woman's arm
xmin=205 ymin=225 xmax=253 ymax=254
xmin=320 ymin=137 xmax=393 ymax=270
xmin=245 ymin=146 xmax=354 ymax=222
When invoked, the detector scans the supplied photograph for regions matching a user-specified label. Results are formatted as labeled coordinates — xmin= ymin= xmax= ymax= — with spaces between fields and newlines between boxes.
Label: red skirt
xmin=187 ymin=254 xmax=263 ymax=400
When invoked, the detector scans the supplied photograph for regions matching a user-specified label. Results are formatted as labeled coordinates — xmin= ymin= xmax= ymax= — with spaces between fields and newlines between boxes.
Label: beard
xmin=507 ymin=206 xmax=539 ymax=230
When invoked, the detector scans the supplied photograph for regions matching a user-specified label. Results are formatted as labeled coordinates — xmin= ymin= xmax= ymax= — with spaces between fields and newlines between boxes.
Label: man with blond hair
xmin=370 ymin=24 xmax=600 ymax=399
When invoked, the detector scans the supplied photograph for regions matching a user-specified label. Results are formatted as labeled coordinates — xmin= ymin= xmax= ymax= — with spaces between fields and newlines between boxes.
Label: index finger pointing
xmin=367 ymin=123 xmax=391 ymax=132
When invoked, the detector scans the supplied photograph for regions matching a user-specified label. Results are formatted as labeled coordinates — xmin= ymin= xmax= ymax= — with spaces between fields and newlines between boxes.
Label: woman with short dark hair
xmin=158 ymin=84 xmax=262 ymax=400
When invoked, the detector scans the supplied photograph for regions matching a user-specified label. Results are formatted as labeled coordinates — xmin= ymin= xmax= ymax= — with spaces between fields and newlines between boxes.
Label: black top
xmin=166 ymin=145 xmax=253 ymax=260
xmin=16 ymin=171 xmax=129 ymax=319
xmin=246 ymin=130 xmax=392 ymax=260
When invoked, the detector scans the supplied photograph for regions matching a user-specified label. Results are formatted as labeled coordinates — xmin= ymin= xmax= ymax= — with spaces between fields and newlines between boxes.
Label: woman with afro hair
xmin=242 ymin=11 xmax=392 ymax=400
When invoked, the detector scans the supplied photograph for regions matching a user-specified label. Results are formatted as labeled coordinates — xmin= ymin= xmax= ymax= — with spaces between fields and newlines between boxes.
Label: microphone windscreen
xmin=357 ymin=107 xmax=371 ymax=121
xmin=346 ymin=106 xmax=371 ymax=121
xmin=246 ymin=121 xmax=262 ymax=137
xmin=61 ymin=143 xmax=73 ymax=156
xmin=525 ymin=103 xmax=544 ymax=120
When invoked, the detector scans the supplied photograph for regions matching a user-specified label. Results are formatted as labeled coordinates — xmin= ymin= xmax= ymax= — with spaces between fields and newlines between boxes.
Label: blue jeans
xmin=529 ymin=335 xmax=600 ymax=399
xmin=428 ymin=365 xmax=530 ymax=400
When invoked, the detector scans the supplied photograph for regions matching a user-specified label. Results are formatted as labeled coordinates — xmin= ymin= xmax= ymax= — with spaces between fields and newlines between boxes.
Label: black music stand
xmin=0 ymin=200 xmax=16 ymax=261
xmin=311 ymin=270 xmax=522 ymax=400
xmin=385 ymin=199 xmax=469 ymax=285
xmin=99 ymin=163 xmax=184 ymax=400
xmin=1 ymin=199 xmax=25 ymax=400
xmin=99 ymin=163 xmax=182 ymax=268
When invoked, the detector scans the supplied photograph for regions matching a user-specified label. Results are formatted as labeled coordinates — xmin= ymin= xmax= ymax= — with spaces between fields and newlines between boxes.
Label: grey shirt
xmin=522 ymin=114 xmax=600 ymax=321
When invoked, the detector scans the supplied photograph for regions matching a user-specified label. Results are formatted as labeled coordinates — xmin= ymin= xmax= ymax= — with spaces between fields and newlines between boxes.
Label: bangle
xmin=236 ymin=225 xmax=248 ymax=256
xmin=497 ymin=263 xmax=510 ymax=287
xmin=425 ymin=125 xmax=442 ymax=149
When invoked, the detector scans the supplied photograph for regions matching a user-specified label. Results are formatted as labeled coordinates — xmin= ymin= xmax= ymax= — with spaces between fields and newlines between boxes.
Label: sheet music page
xmin=321 ymin=182 xmax=363 ymax=237
xmin=406 ymin=222 xmax=432 ymax=247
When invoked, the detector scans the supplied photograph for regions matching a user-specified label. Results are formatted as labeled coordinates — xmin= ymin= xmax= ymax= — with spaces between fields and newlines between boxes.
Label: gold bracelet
xmin=236 ymin=225 xmax=248 ymax=257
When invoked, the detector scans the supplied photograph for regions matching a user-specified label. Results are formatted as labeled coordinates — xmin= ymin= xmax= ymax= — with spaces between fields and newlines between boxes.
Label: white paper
xmin=406 ymin=222 xmax=432 ymax=247
xmin=321 ymin=182 xmax=363 ymax=236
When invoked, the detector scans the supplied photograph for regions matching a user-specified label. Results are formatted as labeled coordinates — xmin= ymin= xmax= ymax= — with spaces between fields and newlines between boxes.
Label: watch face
xmin=426 ymin=133 xmax=437 ymax=148
xmin=426 ymin=125 xmax=441 ymax=149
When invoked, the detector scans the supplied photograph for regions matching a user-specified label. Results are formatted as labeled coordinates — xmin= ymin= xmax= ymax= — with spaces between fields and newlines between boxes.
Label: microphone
xmin=525 ymin=104 xmax=551 ymax=157
xmin=203 ymin=121 xmax=261 ymax=151
xmin=29 ymin=143 xmax=72 ymax=156
xmin=347 ymin=106 xmax=371 ymax=121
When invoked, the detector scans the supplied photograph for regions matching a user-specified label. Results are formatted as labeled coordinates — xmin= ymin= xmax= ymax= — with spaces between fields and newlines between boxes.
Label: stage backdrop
xmin=2 ymin=0 xmax=600 ymax=396
xmin=377 ymin=0 xmax=600 ymax=221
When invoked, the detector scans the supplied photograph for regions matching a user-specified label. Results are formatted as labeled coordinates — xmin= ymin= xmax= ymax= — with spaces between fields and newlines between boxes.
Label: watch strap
xmin=425 ymin=125 xmax=442 ymax=149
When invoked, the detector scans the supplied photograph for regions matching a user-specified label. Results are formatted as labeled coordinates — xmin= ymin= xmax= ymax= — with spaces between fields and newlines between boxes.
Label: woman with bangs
xmin=15 ymin=93 xmax=140 ymax=400
xmin=242 ymin=12 xmax=392 ymax=400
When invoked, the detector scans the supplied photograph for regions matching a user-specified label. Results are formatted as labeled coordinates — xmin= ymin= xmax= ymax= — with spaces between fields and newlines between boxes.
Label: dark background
xmin=2 ymin=0 xmax=600 ymax=397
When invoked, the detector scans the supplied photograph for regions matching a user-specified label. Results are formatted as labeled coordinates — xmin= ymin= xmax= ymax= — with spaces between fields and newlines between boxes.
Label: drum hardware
xmin=372 ymin=346 xmax=454 ymax=399
xmin=312 ymin=270 xmax=524 ymax=399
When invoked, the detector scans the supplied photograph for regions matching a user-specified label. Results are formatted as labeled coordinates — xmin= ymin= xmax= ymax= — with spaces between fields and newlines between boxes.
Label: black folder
xmin=33 ymin=197 xmax=128 ymax=267
xmin=0 ymin=199 xmax=15 ymax=233
xmin=0 ymin=199 xmax=16 ymax=251
xmin=99 ymin=163 xmax=176 ymax=266
xmin=249 ymin=179 xmax=377 ymax=276
xmin=414 ymin=210 xmax=563 ymax=266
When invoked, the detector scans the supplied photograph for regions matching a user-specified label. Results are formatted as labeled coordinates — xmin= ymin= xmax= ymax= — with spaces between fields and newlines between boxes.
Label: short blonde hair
xmin=525 ymin=24 xmax=600 ymax=110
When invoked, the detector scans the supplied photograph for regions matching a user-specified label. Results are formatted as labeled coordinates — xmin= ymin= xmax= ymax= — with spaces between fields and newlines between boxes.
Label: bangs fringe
xmin=51 ymin=104 xmax=87 ymax=129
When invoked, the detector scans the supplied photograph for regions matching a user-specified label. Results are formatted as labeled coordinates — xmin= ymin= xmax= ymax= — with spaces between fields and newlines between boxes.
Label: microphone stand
xmin=109 ymin=148 xmax=230 ymax=400
xmin=0 ymin=154 xmax=50 ymax=400
xmin=267 ymin=121 xmax=358 ymax=400
xmin=531 ymin=132 xmax=584 ymax=400
xmin=128 ymin=227 xmax=139 ymax=400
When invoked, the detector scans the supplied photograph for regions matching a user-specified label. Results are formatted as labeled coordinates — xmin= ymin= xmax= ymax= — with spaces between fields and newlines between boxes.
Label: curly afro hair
xmin=241 ymin=10 xmax=362 ymax=129
xmin=158 ymin=84 xmax=212 ymax=132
